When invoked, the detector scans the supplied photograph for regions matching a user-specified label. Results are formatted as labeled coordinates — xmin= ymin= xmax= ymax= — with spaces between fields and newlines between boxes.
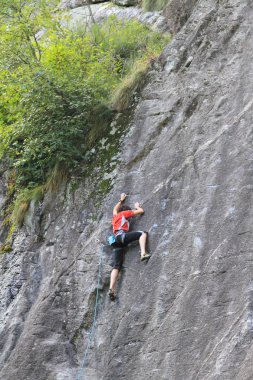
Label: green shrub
xmin=0 ymin=12 xmax=169 ymax=189
xmin=0 ymin=2 xmax=170 ymax=228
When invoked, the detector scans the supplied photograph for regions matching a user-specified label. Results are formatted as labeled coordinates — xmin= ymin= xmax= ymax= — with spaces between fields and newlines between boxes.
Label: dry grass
xmin=12 ymin=185 xmax=45 ymax=227
xmin=111 ymin=59 xmax=151 ymax=112
xmin=45 ymin=164 xmax=69 ymax=192
xmin=12 ymin=201 xmax=30 ymax=227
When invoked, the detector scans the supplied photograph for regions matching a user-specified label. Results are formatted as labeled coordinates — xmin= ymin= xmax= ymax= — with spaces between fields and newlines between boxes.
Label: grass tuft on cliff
xmin=45 ymin=164 xmax=69 ymax=193
xmin=12 ymin=186 xmax=45 ymax=227
xmin=111 ymin=59 xmax=151 ymax=112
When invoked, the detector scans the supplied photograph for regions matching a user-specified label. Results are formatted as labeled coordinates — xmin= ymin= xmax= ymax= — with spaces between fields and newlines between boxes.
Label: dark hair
xmin=119 ymin=205 xmax=132 ymax=212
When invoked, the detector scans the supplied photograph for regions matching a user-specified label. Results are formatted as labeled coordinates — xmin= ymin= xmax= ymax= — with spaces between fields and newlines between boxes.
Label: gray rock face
xmin=1 ymin=0 xmax=253 ymax=379
xmin=60 ymin=0 xmax=106 ymax=8
xmin=60 ymin=0 xmax=85 ymax=8
xmin=67 ymin=2 xmax=169 ymax=32
xmin=112 ymin=0 xmax=138 ymax=7
xmin=164 ymin=0 xmax=198 ymax=33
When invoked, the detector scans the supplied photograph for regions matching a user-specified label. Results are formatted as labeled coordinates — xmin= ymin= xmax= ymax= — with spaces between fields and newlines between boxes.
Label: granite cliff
xmin=1 ymin=0 xmax=253 ymax=379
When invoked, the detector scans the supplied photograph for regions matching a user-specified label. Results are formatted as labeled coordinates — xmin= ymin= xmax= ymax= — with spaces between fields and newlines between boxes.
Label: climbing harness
xmin=107 ymin=230 xmax=125 ymax=246
xmin=76 ymin=244 xmax=103 ymax=380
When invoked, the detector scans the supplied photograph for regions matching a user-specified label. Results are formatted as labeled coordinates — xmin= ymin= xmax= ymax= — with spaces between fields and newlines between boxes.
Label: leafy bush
xmin=0 ymin=2 xmax=170 ymax=197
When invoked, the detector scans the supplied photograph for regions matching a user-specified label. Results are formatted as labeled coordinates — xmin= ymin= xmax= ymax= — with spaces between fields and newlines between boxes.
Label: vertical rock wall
xmin=164 ymin=0 xmax=197 ymax=33
xmin=1 ymin=0 xmax=253 ymax=379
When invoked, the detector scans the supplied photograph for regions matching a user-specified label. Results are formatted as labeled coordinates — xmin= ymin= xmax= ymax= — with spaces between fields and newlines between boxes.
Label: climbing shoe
xmin=108 ymin=289 xmax=116 ymax=301
xmin=141 ymin=253 xmax=151 ymax=261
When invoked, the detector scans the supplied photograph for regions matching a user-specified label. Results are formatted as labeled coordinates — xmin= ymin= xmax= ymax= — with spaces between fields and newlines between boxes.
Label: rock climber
xmin=109 ymin=193 xmax=151 ymax=301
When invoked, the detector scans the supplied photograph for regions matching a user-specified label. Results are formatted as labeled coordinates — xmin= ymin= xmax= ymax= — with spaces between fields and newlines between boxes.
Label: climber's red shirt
xmin=112 ymin=210 xmax=135 ymax=234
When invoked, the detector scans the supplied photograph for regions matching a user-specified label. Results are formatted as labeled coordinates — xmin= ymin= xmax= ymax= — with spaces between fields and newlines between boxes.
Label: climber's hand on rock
xmin=120 ymin=193 xmax=127 ymax=202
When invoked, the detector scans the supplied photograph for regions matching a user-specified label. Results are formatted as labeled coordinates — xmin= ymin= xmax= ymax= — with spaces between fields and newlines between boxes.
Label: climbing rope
xmin=76 ymin=245 xmax=103 ymax=380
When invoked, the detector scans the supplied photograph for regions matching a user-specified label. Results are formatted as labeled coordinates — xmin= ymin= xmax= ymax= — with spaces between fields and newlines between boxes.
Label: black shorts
xmin=111 ymin=231 xmax=147 ymax=270
xmin=112 ymin=248 xmax=125 ymax=271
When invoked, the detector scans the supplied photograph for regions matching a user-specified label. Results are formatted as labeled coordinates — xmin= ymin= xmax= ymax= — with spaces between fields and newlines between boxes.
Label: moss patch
xmin=142 ymin=0 xmax=170 ymax=12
